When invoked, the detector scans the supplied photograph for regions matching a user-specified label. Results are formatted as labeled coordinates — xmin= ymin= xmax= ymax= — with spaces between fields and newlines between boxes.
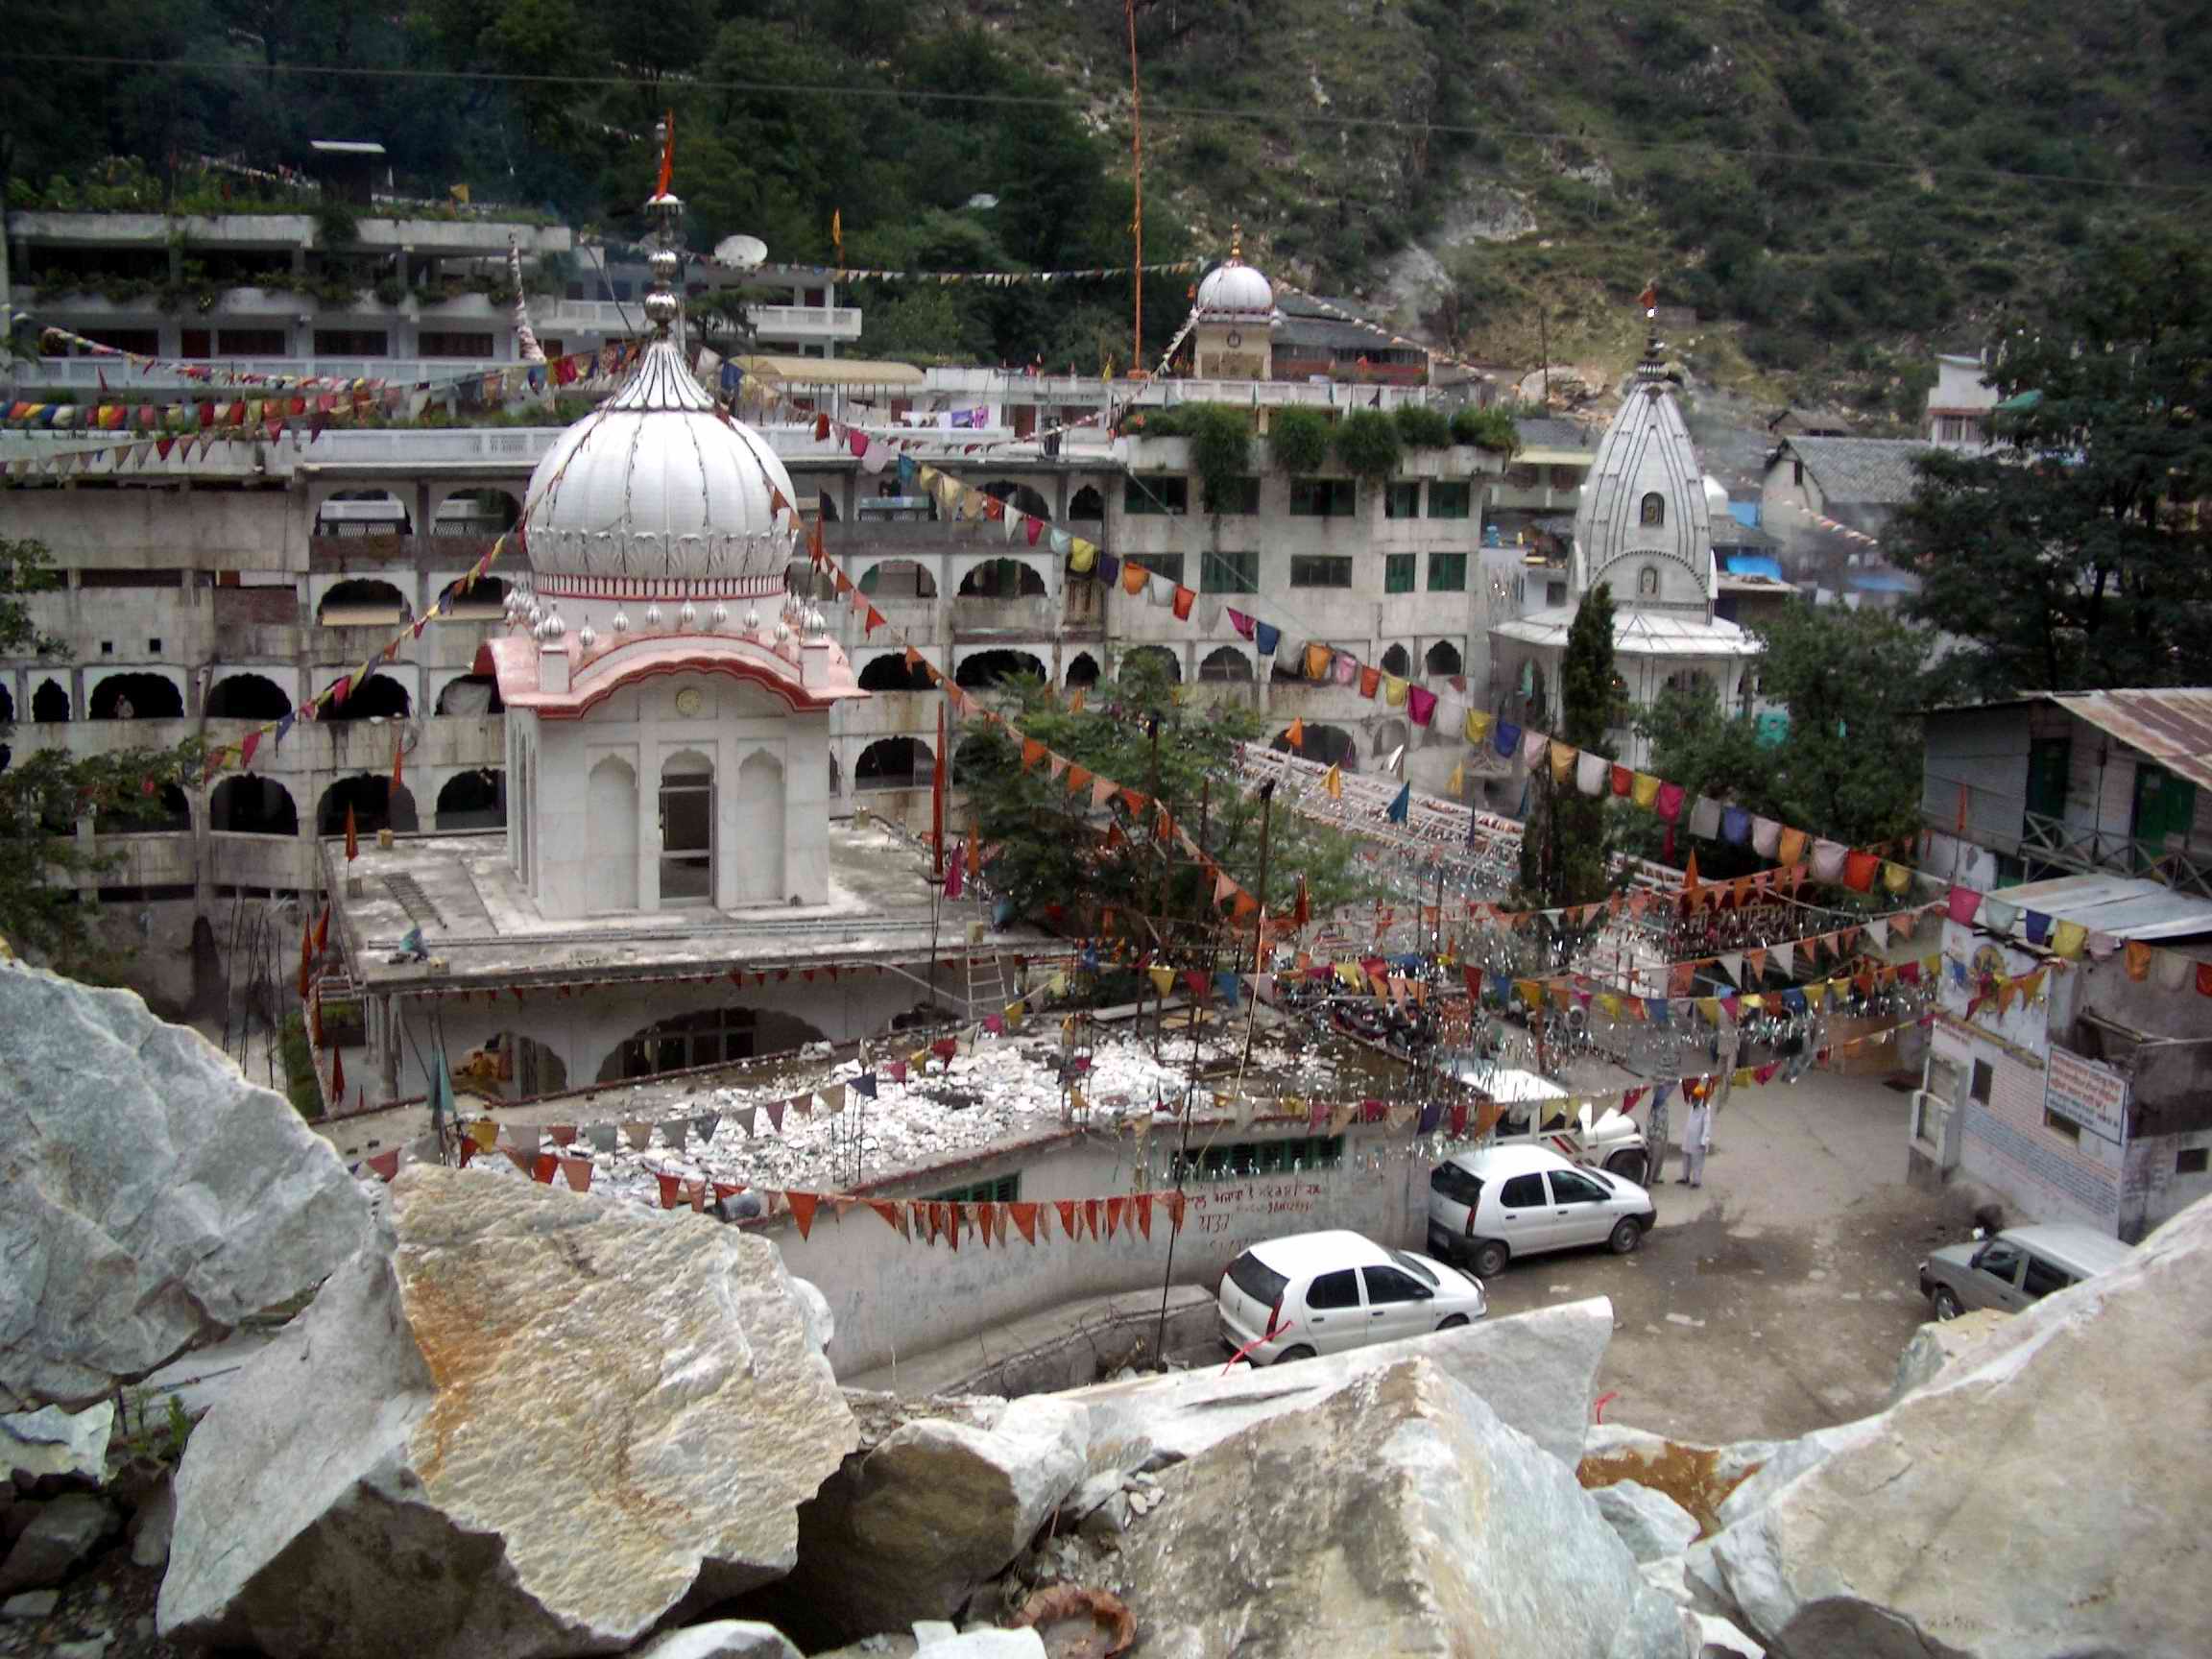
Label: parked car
xmin=1425 ymin=1143 xmax=1658 ymax=1279
xmin=1216 ymin=1229 xmax=1485 ymax=1365
xmin=1918 ymin=1224 xmax=2137 ymax=1319
xmin=1441 ymin=1058 xmax=1651 ymax=1183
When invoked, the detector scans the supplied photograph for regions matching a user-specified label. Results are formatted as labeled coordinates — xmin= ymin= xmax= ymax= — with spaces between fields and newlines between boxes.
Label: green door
xmin=2132 ymin=764 xmax=2199 ymax=850
xmin=2026 ymin=738 xmax=2070 ymax=822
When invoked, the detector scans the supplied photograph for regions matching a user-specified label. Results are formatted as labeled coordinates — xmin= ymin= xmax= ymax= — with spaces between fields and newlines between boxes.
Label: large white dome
xmin=520 ymin=337 xmax=798 ymax=593
xmin=1196 ymin=260 xmax=1275 ymax=319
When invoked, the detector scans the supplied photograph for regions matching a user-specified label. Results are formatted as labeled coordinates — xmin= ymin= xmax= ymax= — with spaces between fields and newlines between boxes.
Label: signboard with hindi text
xmin=2044 ymin=1046 xmax=2128 ymax=1146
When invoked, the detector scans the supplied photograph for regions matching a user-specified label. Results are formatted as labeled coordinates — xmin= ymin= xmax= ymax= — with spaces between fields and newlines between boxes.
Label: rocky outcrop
xmin=0 ymin=962 xmax=374 ymax=1410
xmin=0 ymin=1404 xmax=112 ymax=1485
xmin=1887 ymin=1308 xmax=2008 ymax=1404
xmin=1692 ymin=1195 xmax=2212 ymax=1658
xmin=1074 ymin=1296 xmax=1612 ymax=1471
xmin=630 ymin=1622 xmax=802 ymax=1659
xmin=1115 ymin=1357 xmax=1693 ymax=1657
xmin=0 ymin=1494 xmax=117 ymax=1594
xmin=749 ymin=1396 xmax=1089 ymax=1647
xmin=159 ymin=1166 xmax=856 ymax=1659
xmin=1594 ymin=1479 xmax=1701 ymax=1564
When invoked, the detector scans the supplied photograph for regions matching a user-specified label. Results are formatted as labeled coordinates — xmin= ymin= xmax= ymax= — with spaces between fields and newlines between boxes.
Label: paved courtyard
xmin=1477 ymin=1060 xmax=1993 ymax=1446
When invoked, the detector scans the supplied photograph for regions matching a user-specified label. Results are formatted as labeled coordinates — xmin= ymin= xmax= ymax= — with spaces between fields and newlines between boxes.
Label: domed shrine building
xmin=317 ymin=220 xmax=1049 ymax=1101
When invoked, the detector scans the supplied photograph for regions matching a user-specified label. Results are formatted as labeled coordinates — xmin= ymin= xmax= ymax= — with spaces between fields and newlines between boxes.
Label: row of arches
xmin=9 ymin=670 xmax=506 ymax=726
xmin=315 ymin=575 xmax=511 ymax=627
xmin=37 ymin=772 xmax=509 ymax=839
xmin=315 ymin=487 xmax=522 ymax=538
xmin=579 ymin=749 xmax=786 ymax=912
xmin=847 ymin=640 xmax=1463 ymax=695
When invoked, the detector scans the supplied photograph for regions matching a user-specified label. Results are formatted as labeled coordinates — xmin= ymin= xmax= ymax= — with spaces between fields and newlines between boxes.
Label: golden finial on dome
xmin=1229 ymin=222 xmax=1243 ymax=264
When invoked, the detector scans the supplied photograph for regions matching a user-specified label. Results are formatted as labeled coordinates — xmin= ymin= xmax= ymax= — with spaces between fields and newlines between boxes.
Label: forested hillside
xmin=5 ymin=0 xmax=2206 ymax=397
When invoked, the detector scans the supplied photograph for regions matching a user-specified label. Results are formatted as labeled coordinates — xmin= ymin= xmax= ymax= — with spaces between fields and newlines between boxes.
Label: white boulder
xmin=1887 ymin=1309 xmax=2008 ymax=1404
xmin=1073 ymin=1296 xmax=1613 ymax=1471
xmin=0 ymin=962 xmax=374 ymax=1410
xmin=159 ymin=1166 xmax=856 ymax=1659
xmin=0 ymin=1403 xmax=112 ymax=1485
xmin=630 ymin=1621 xmax=802 ymax=1659
xmin=1115 ymin=1356 xmax=1694 ymax=1656
xmin=1695 ymin=1194 xmax=2212 ymax=1658
xmin=1594 ymin=1479 xmax=1701 ymax=1563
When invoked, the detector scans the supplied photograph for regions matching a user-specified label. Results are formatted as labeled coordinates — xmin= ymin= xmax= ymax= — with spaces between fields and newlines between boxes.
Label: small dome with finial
xmin=1196 ymin=222 xmax=1275 ymax=320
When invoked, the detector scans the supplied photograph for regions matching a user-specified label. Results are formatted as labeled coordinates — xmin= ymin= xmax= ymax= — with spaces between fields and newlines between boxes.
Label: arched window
xmin=205 ymin=673 xmax=293 ymax=721
xmin=1638 ymin=565 xmax=1660 ymax=597
xmin=981 ymin=480 xmax=1051 ymax=519
xmin=90 ymin=673 xmax=183 ymax=721
xmin=587 ymin=756 xmax=638 ymax=911
xmin=1640 ymin=492 xmax=1666 ymax=527
xmin=1120 ymin=644 xmax=1181 ymax=685
xmin=435 ymin=674 xmax=504 ymax=716
xmin=32 ymin=680 xmax=70 ymax=723
xmin=735 ymin=751 xmax=786 ymax=904
xmin=1424 ymin=639 xmax=1462 ymax=678
xmin=318 ymin=578 xmax=410 ymax=626
xmin=659 ymin=752 xmax=714 ymax=904
xmin=855 ymin=737 xmax=930 ymax=791
xmin=1276 ymin=723 xmax=1357 ymax=769
xmin=210 ymin=776 xmax=299 ymax=836
xmin=1068 ymin=486 xmax=1105 ymax=520
xmin=435 ymin=769 xmax=506 ymax=830
xmin=858 ymin=654 xmax=935 ymax=692
xmin=857 ymin=561 xmax=937 ymax=599
xmin=1380 ymin=644 xmax=1411 ymax=679
xmin=433 ymin=488 xmax=520 ymax=536
xmin=317 ymin=776 xmax=419 ymax=836
xmin=96 ymin=783 xmax=190 ymax=836
xmin=1066 ymin=652 xmax=1101 ymax=688
xmin=1198 ymin=645 xmax=1253 ymax=683
xmin=320 ymin=672 xmax=411 ymax=722
xmin=957 ymin=560 xmax=1047 ymax=599
xmin=954 ymin=649 xmax=1048 ymax=689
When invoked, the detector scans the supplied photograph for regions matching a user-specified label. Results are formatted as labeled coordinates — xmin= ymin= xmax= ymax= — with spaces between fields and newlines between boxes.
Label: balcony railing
xmin=1933 ymin=807 xmax=2212 ymax=901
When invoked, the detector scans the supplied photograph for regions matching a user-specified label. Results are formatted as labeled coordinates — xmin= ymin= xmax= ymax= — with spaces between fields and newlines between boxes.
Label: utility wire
xmin=2 ymin=51 xmax=2203 ymax=198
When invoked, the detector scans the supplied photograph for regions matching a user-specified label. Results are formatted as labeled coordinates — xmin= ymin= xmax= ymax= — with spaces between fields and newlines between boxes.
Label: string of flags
xmin=1267 ymin=278 xmax=1499 ymax=380
xmin=700 ymin=255 xmax=1207 ymax=285
xmin=1942 ymin=883 xmax=2212 ymax=997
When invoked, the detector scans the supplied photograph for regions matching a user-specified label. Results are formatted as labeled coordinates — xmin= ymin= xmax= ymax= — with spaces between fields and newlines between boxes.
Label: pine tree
xmin=1518 ymin=582 xmax=1617 ymax=908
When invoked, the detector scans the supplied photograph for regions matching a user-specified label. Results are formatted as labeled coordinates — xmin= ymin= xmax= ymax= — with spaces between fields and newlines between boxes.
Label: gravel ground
xmin=1477 ymin=1062 xmax=1996 ymax=1446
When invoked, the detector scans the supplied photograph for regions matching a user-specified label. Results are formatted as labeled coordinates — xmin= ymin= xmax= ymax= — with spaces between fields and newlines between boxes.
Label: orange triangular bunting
xmin=1009 ymin=1201 xmax=1040 ymax=1244
xmin=1135 ymin=1192 xmax=1154 ymax=1239
xmin=786 ymin=1190 xmax=820 ymax=1240
xmin=1054 ymin=1198 xmax=1079 ymax=1240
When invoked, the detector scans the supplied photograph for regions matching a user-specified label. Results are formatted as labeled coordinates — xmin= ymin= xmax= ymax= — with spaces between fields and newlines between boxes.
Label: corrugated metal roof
xmin=2047 ymin=688 xmax=2212 ymax=794
xmin=1984 ymin=874 xmax=2212 ymax=942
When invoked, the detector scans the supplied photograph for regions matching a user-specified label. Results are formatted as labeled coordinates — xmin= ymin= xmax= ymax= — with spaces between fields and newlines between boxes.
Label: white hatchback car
xmin=1426 ymin=1143 xmax=1658 ymax=1280
xmin=1216 ymin=1229 xmax=1486 ymax=1365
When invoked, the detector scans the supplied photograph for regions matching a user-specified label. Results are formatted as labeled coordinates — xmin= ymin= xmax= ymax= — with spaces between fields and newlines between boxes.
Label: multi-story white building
xmin=2 ymin=238 xmax=1754 ymax=1038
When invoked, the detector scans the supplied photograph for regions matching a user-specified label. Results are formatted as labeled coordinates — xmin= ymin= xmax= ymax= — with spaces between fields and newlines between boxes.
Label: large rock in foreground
xmin=0 ymin=962 xmax=374 ymax=1410
xmin=1695 ymin=1195 xmax=2212 ymax=1658
xmin=1115 ymin=1357 xmax=1693 ymax=1657
xmin=159 ymin=1166 xmax=856 ymax=1659
xmin=1071 ymin=1295 xmax=1613 ymax=1471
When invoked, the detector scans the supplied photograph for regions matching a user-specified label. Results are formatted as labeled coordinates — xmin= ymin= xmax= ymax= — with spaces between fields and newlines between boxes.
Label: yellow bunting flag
xmin=1323 ymin=763 xmax=1342 ymax=800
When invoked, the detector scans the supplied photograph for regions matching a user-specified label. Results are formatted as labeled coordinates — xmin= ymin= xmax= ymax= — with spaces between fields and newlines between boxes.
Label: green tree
xmin=1894 ymin=231 xmax=2212 ymax=696
xmin=1631 ymin=599 xmax=1941 ymax=869
xmin=950 ymin=662 xmax=1372 ymax=934
xmin=1 ymin=539 xmax=204 ymax=972
xmin=1519 ymin=582 xmax=1617 ymax=907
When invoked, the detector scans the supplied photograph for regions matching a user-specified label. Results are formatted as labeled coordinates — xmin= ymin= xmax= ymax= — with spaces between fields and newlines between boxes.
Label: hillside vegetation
xmin=5 ymin=0 xmax=2205 ymax=398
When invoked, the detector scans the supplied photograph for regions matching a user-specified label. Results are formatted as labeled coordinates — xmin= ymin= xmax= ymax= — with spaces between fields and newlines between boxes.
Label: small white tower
xmin=1192 ymin=225 xmax=1275 ymax=380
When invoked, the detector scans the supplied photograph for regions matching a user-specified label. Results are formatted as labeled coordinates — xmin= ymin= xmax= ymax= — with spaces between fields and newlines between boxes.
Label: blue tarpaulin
xmin=1724 ymin=554 xmax=1784 ymax=580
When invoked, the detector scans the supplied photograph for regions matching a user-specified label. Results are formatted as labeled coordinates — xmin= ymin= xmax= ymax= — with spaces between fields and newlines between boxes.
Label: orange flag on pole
xmin=345 ymin=803 xmax=359 ymax=862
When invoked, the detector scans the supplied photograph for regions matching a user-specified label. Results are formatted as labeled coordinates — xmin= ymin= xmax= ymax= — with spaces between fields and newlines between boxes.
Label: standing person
xmin=1678 ymin=1089 xmax=1713 ymax=1189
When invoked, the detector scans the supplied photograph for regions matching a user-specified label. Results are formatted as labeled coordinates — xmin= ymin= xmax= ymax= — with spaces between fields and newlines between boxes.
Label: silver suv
xmin=1917 ymin=1223 xmax=2136 ymax=1319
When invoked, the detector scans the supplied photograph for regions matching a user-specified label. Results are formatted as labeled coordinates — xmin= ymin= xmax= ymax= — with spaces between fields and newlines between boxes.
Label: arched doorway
xmin=658 ymin=751 xmax=714 ymax=904
xmin=321 ymin=672 xmax=412 ymax=722
xmin=1276 ymin=723 xmax=1358 ymax=770
xmin=587 ymin=756 xmax=639 ymax=911
xmin=209 ymin=776 xmax=298 ymax=836
xmin=855 ymin=737 xmax=930 ymax=791
xmin=89 ymin=673 xmax=183 ymax=721
xmin=1066 ymin=653 xmax=1100 ymax=688
xmin=317 ymin=776 xmax=419 ymax=836
xmin=1068 ymin=485 xmax=1104 ymax=520
xmin=435 ymin=673 xmax=504 ymax=716
xmin=858 ymin=654 xmax=935 ymax=692
xmin=597 ymin=1005 xmax=830 ymax=1081
xmin=1120 ymin=644 xmax=1181 ymax=684
xmin=436 ymin=769 xmax=506 ymax=830
xmin=205 ymin=673 xmax=293 ymax=721
xmin=735 ymin=751 xmax=785 ymax=903
xmin=857 ymin=561 xmax=937 ymax=599
xmin=316 ymin=489 xmax=412 ymax=536
xmin=957 ymin=560 xmax=1046 ymax=599
xmin=1425 ymin=639 xmax=1463 ymax=678
xmin=32 ymin=679 xmax=70 ymax=723
xmin=433 ymin=488 xmax=521 ymax=535
xmin=981 ymin=480 xmax=1051 ymax=519
xmin=954 ymin=649 xmax=1048 ymax=689
xmin=1198 ymin=646 xmax=1253 ymax=682
xmin=1374 ymin=718 xmax=1411 ymax=761
xmin=317 ymin=577 xmax=411 ymax=625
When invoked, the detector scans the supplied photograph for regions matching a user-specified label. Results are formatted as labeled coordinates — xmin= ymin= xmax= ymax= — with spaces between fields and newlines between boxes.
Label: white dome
xmin=1196 ymin=260 xmax=1274 ymax=319
xmin=520 ymin=338 xmax=797 ymax=590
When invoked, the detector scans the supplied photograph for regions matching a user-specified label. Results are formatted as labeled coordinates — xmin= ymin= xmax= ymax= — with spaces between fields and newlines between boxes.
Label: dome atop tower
xmin=1195 ymin=225 xmax=1275 ymax=321
xmin=518 ymin=339 xmax=798 ymax=592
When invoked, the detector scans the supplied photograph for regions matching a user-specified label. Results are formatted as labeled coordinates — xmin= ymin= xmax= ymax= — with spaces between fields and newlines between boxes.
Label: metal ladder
xmin=965 ymin=945 xmax=1015 ymax=1022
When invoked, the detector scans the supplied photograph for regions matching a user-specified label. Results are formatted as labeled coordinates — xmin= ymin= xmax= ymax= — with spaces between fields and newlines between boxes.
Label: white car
xmin=1216 ymin=1229 xmax=1486 ymax=1365
xmin=1426 ymin=1143 xmax=1658 ymax=1280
